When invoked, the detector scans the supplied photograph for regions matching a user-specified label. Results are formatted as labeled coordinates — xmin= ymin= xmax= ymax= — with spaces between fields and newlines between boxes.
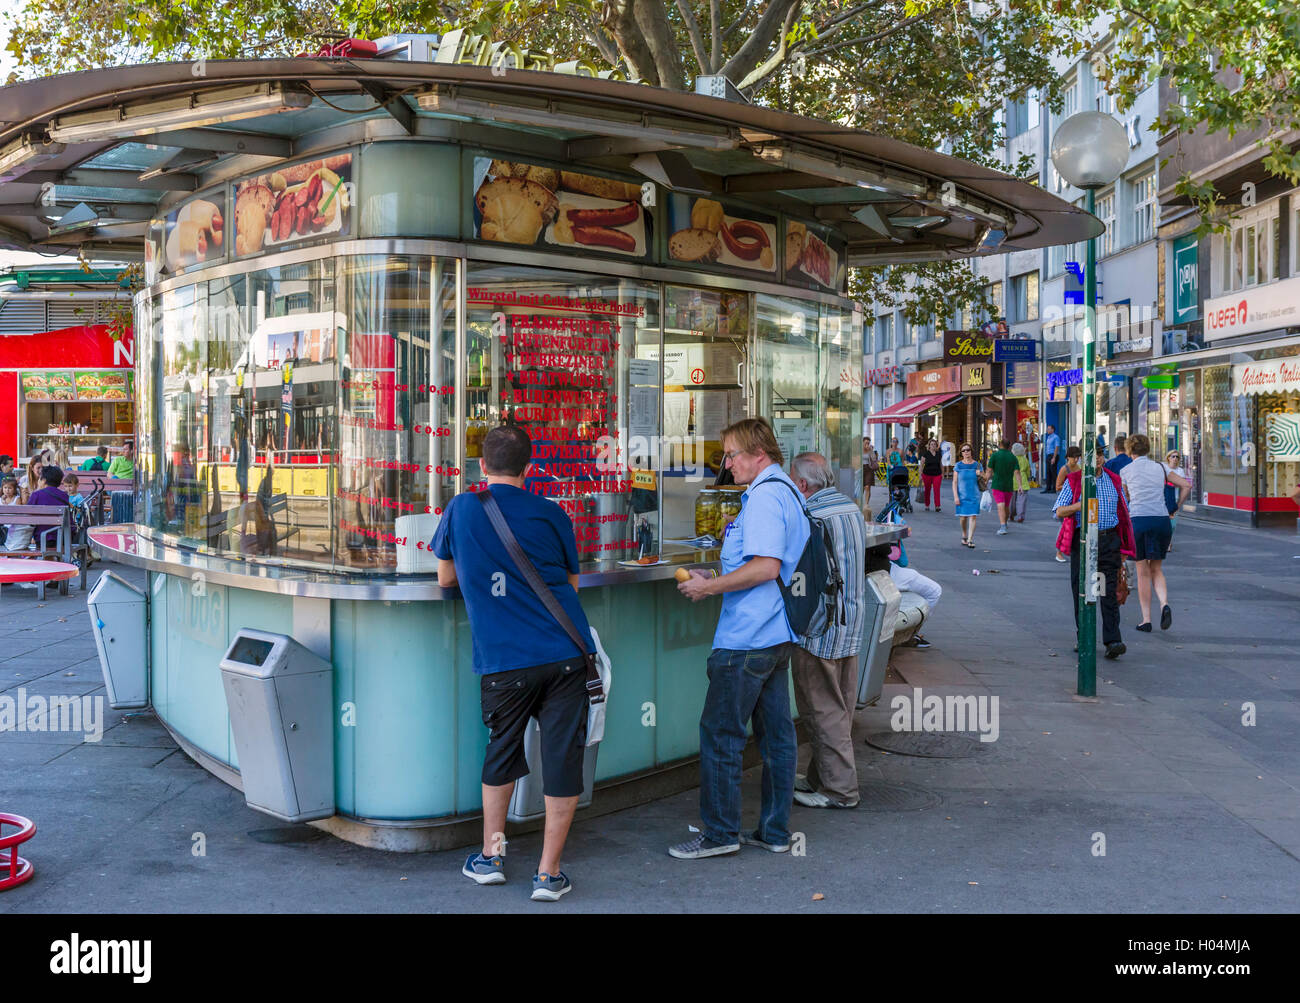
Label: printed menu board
xmin=232 ymin=153 xmax=353 ymax=257
xmin=666 ymin=194 xmax=777 ymax=274
xmin=74 ymin=370 xmax=133 ymax=400
xmin=162 ymin=190 xmax=225 ymax=275
xmin=784 ymin=217 xmax=844 ymax=291
xmin=467 ymin=282 xmax=639 ymax=558
xmin=21 ymin=371 xmax=76 ymax=400
xmin=471 ymin=157 xmax=650 ymax=257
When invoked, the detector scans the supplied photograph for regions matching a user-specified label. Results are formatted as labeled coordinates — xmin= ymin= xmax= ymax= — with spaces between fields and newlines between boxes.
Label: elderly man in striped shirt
xmin=789 ymin=452 xmax=866 ymax=809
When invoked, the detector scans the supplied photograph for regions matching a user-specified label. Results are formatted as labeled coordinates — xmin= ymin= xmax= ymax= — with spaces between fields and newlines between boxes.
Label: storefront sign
xmin=1232 ymin=358 xmax=1300 ymax=396
xmin=905 ymin=365 xmax=960 ymax=396
xmin=867 ymin=365 xmax=903 ymax=385
xmin=1048 ymin=368 xmax=1083 ymax=392
xmin=944 ymin=330 xmax=995 ymax=362
xmin=1204 ymin=275 xmax=1300 ymax=341
xmin=1141 ymin=374 xmax=1179 ymax=390
xmin=232 ymin=153 xmax=353 ymax=259
xmin=668 ymin=193 xmax=777 ymax=275
xmin=993 ymin=340 xmax=1037 ymax=362
xmin=1172 ymin=234 xmax=1199 ymax=323
xmin=962 ymin=363 xmax=993 ymax=393
xmin=1004 ymin=361 xmax=1039 ymax=398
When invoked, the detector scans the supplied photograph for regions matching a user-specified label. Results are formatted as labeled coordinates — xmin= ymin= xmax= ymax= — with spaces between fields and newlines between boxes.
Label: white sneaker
xmin=1054 ymin=552 xmax=1068 ymax=563
xmin=997 ymin=526 xmax=1008 ymax=535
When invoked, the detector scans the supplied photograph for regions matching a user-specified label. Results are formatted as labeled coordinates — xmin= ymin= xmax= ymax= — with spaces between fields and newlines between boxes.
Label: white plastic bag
xmin=585 ymin=626 xmax=613 ymax=747
xmin=979 ymin=489 xmax=993 ymax=513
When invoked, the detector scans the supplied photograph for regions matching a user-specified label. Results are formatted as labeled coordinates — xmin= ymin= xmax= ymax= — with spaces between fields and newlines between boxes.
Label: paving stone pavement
xmin=1 ymin=505 xmax=1297 ymax=913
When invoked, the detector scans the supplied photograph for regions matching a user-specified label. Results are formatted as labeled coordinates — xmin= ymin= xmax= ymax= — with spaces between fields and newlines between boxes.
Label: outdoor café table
xmin=0 ymin=558 xmax=79 ymax=601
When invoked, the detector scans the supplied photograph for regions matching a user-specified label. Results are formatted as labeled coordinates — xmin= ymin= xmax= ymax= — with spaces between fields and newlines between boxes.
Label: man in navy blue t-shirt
xmin=433 ymin=424 xmax=593 ymax=902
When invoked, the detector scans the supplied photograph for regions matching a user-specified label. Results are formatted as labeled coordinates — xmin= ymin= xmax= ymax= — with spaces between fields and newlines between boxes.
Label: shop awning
xmin=866 ymin=392 xmax=961 ymax=424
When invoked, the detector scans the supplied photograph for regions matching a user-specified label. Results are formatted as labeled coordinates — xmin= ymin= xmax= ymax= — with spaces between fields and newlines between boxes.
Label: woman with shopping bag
xmin=1011 ymin=442 xmax=1032 ymax=522
xmin=952 ymin=443 xmax=985 ymax=548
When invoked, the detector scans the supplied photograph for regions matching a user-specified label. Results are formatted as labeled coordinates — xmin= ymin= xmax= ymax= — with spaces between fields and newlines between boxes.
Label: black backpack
xmin=754 ymin=479 xmax=844 ymax=637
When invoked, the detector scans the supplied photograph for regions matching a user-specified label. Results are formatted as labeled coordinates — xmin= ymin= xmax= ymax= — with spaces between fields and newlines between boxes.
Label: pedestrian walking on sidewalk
xmin=1041 ymin=425 xmax=1061 ymax=493
xmin=789 ymin=452 xmax=864 ymax=810
xmin=987 ymin=439 xmax=1019 ymax=535
xmin=862 ymin=438 xmax=879 ymax=505
xmin=1121 ymin=434 xmax=1191 ymax=633
xmin=920 ymin=440 xmax=943 ymax=511
xmin=952 ymin=443 xmax=983 ymax=548
xmin=1103 ymin=434 xmax=1131 ymax=475
xmin=1163 ymin=450 xmax=1191 ymax=552
xmin=1011 ymin=442 xmax=1031 ymax=522
xmin=1053 ymin=451 xmax=1136 ymax=659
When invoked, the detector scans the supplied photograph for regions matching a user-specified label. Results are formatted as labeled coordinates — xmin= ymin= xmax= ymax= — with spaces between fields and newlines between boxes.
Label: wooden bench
xmin=0 ymin=505 xmax=80 ymax=594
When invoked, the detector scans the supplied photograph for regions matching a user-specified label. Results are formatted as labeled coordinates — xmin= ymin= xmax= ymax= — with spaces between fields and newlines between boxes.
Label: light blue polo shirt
xmin=713 ymin=462 xmax=810 ymax=651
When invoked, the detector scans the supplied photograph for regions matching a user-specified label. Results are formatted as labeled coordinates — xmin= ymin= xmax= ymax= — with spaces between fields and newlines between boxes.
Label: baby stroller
xmin=888 ymin=464 xmax=913 ymax=514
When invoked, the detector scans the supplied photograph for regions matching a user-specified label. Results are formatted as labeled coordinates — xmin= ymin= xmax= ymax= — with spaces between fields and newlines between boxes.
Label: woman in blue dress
xmin=951 ymin=443 xmax=984 ymax=548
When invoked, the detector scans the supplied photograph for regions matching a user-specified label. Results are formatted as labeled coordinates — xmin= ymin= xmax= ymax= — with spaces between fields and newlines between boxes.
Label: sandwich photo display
xmin=472 ymin=157 xmax=649 ymax=257
xmin=163 ymin=195 xmax=224 ymax=274
xmin=784 ymin=218 xmax=842 ymax=290
xmin=667 ymin=195 xmax=777 ymax=273
xmin=232 ymin=154 xmax=353 ymax=258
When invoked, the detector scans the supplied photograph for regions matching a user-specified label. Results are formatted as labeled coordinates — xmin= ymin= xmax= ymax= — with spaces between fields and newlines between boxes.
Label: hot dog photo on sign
xmin=666 ymin=194 xmax=777 ymax=273
xmin=162 ymin=191 xmax=225 ymax=274
xmin=231 ymin=153 xmax=353 ymax=257
xmin=784 ymin=218 xmax=843 ymax=291
xmin=472 ymin=157 xmax=649 ymax=256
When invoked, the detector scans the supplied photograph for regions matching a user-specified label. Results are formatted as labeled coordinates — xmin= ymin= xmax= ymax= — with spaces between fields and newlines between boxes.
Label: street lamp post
xmin=1049 ymin=112 xmax=1129 ymax=698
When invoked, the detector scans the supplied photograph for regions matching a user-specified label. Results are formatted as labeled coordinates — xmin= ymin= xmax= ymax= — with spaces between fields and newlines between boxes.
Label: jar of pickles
xmin=694 ymin=489 xmax=720 ymax=537
xmin=717 ymin=487 xmax=743 ymax=536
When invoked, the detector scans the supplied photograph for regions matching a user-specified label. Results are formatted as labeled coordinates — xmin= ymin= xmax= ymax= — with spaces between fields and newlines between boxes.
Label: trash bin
xmin=506 ymin=628 xmax=611 ymax=824
xmin=856 ymin=570 xmax=902 ymax=709
xmin=219 ymin=629 xmax=335 ymax=823
xmin=88 ymin=571 xmax=149 ymax=709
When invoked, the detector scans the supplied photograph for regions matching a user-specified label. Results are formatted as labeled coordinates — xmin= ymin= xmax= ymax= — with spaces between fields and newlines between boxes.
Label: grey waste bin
xmin=88 ymin=571 xmax=149 ymax=709
xmin=856 ymin=569 xmax=902 ymax=709
xmin=219 ymin=629 xmax=335 ymax=823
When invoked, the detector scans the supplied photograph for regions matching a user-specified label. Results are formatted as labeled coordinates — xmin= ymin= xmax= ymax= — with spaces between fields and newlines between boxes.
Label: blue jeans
xmin=699 ymin=643 xmax=796 ymax=846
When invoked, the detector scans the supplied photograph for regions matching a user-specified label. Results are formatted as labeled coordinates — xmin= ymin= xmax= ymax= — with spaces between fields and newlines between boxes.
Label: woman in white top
xmin=1120 ymin=434 xmax=1190 ymax=632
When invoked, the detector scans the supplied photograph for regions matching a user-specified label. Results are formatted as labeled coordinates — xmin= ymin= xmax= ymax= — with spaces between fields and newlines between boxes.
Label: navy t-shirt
xmin=432 ymin=484 xmax=594 ymax=675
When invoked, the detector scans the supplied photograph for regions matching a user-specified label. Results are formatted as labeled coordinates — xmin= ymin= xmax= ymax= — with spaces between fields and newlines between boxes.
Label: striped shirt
xmin=800 ymin=487 xmax=867 ymax=660
xmin=1054 ymin=472 xmax=1119 ymax=530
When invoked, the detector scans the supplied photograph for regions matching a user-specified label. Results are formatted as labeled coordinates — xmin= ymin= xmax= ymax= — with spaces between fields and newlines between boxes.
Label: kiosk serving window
xmin=464 ymin=263 xmax=660 ymax=563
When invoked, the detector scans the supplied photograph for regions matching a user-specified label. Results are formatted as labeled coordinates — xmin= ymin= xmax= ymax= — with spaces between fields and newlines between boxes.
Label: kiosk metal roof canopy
xmin=0 ymin=58 xmax=1101 ymax=262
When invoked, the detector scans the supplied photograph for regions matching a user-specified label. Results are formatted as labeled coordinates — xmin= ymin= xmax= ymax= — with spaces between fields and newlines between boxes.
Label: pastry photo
xmin=164 ymin=197 xmax=224 ymax=272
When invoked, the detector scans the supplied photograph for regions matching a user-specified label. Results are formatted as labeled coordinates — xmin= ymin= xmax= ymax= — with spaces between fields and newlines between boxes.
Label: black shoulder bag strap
xmin=475 ymin=490 xmax=604 ymax=704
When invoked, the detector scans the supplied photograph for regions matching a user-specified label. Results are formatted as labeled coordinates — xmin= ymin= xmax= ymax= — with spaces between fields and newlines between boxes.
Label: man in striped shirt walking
xmin=789 ymin=452 xmax=866 ymax=809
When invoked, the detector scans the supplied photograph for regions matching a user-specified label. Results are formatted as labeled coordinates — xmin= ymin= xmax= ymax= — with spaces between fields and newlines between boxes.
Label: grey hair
xmin=1011 ymin=442 xmax=1025 ymax=456
xmin=791 ymin=452 xmax=834 ymax=491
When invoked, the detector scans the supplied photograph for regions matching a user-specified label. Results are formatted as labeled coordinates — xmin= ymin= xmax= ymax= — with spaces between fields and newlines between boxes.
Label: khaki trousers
xmin=791 ymin=648 xmax=860 ymax=803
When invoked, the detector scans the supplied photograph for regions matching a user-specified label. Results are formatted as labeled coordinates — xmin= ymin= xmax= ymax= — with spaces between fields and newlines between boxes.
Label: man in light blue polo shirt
xmin=1041 ymin=425 xmax=1061 ymax=493
xmin=670 ymin=417 xmax=809 ymax=859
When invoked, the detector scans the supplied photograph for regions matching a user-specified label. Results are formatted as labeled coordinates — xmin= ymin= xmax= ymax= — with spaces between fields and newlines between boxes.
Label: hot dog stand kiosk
xmin=0 ymin=46 xmax=1097 ymax=847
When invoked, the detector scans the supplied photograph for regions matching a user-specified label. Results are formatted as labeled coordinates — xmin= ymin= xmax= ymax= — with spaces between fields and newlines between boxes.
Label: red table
xmin=0 ymin=558 xmax=79 ymax=600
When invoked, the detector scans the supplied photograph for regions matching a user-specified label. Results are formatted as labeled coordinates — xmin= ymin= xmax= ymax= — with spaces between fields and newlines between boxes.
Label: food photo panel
xmin=232 ymin=153 xmax=353 ymax=258
xmin=471 ymin=156 xmax=650 ymax=257
xmin=162 ymin=191 xmax=225 ymax=275
xmin=666 ymin=194 xmax=777 ymax=275
xmin=783 ymin=218 xmax=845 ymax=292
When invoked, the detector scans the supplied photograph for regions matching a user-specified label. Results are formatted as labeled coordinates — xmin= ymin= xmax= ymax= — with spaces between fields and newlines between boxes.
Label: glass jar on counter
xmin=717 ymin=486 xmax=744 ymax=536
xmin=465 ymin=420 xmax=486 ymax=458
xmin=694 ymin=489 xmax=720 ymax=537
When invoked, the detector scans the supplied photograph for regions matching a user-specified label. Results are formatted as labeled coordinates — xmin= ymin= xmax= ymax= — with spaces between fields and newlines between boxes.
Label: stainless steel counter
xmin=89 ymin=523 xmax=905 ymax=600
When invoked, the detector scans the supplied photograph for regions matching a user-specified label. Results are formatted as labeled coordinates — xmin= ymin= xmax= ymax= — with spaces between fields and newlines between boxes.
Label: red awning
xmin=866 ymin=392 xmax=961 ymax=424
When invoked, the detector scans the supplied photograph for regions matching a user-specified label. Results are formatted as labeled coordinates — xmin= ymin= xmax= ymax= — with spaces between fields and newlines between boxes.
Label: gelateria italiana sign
xmin=1232 ymin=358 xmax=1300 ymax=396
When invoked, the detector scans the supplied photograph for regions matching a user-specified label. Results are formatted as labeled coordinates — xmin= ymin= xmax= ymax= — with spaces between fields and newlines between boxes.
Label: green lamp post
xmin=1049 ymin=111 xmax=1129 ymax=697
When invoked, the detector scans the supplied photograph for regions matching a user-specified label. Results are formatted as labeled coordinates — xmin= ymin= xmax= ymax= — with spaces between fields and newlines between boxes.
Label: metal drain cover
xmin=856 ymin=780 xmax=942 ymax=812
xmin=865 ymin=731 xmax=988 ymax=758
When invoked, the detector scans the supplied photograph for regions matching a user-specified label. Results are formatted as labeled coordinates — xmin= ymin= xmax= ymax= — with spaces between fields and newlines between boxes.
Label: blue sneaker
xmin=531 ymin=870 xmax=572 ymax=901
xmin=462 ymin=851 xmax=506 ymax=885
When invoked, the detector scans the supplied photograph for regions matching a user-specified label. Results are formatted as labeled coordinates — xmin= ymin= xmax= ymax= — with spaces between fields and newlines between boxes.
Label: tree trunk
xmin=604 ymin=0 xmax=687 ymax=90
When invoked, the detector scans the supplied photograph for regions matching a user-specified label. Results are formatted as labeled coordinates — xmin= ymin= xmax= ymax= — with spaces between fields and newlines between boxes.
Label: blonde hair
xmin=720 ymin=416 xmax=783 ymax=464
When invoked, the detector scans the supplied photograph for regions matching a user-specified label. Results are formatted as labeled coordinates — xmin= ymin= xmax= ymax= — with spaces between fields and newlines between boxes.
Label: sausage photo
xmin=573 ymin=225 xmax=637 ymax=252
xmin=720 ymin=219 xmax=769 ymax=260
xmin=566 ymin=201 xmax=639 ymax=228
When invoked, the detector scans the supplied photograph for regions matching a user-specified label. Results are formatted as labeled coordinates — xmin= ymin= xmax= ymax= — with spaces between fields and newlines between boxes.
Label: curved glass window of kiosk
xmin=141 ymin=253 xmax=456 ymax=572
